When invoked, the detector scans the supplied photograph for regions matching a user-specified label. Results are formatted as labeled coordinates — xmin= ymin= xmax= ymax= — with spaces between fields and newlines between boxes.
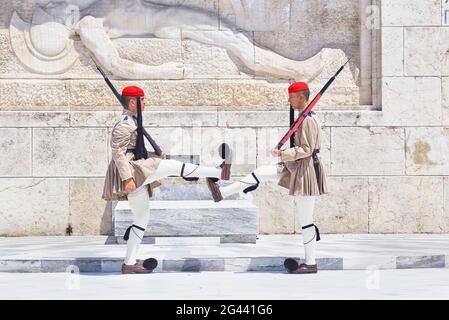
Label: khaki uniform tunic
xmin=278 ymin=112 xmax=329 ymax=196
xmin=102 ymin=110 xmax=163 ymax=201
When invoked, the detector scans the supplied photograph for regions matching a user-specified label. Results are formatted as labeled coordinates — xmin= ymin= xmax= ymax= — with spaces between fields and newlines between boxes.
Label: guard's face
xmin=288 ymin=92 xmax=305 ymax=110
xmin=129 ymin=97 xmax=145 ymax=114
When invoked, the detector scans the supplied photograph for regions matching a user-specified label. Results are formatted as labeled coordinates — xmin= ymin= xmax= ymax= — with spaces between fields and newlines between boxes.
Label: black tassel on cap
xmin=134 ymin=97 xmax=148 ymax=160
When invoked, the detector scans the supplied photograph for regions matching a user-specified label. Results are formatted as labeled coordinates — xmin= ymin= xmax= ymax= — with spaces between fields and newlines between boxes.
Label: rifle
xmin=276 ymin=58 xmax=351 ymax=150
xmin=91 ymin=57 xmax=162 ymax=156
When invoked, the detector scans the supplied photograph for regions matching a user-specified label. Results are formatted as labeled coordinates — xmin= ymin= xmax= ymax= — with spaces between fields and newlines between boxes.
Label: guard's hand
xmin=271 ymin=149 xmax=283 ymax=158
xmin=159 ymin=150 xmax=166 ymax=159
xmin=124 ymin=178 xmax=136 ymax=193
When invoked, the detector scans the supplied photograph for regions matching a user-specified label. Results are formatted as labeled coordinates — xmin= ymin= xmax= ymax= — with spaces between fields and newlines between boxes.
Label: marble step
xmin=3 ymin=255 xmax=447 ymax=273
xmin=113 ymin=200 xmax=258 ymax=242
xmin=2 ymin=235 xmax=448 ymax=273
xmin=113 ymin=184 xmax=258 ymax=243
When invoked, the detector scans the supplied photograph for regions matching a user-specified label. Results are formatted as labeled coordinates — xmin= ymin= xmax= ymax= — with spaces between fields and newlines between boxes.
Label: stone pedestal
xmin=112 ymin=184 xmax=259 ymax=243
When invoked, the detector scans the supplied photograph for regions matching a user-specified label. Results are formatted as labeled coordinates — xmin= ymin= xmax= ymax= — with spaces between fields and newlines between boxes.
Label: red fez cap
xmin=288 ymin=82 xmax=309 ymax=93
xmin=122 ymin=86 xmax=144 ymax=97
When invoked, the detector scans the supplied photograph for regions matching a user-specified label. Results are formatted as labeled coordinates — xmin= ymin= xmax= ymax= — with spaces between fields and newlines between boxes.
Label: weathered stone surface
xmin=382 ymin=0 xmax=441 ymax=26
xmin=219 ymin=0 xmax=290 ymax=32
xmin=405 ymin=127 xmax=449 ymax=175
xmin=382 ymin=77 xmax=442 ymax=126
xmin=443 ymin=77 xmax=449 ymax=125
xmin=69 ymin=178 xmax=111 ymax=236
xmin=0 ymin=111 xmax=70 ymax=127
xmin=218 ymin=80 xmax=288 ymax=109
xmin=33 ymin=128 xmax=108 ymax=176
xmin=396 ymin=255 xmax=446 ymax=269
xmin=146 ymin=80 xmax=219 ymax=107
xmin=305 ymin=49 xmax=360 ymax=107
xmin=368 ymin=177 xmax=447 ymax=233
xmin=382 ymin=27 xmax=404 ymax=76
xmin=61 ymin=41 xmax=98 ymax=78
xmin=162 ymin=0 xmax=218 ymax=13
xmin=144 ymin=127 xmax=195 ymax=157
xmin=0 ymin=178 xmax=70 ymax=236
xmin=441 ymin=28 xmax=449 ymax=75
xmin=41 ymin=259 xmax=101 ymax=273
xmin=115 ymin=38 xmax=182 ymax=67
xmin=0 ymin=260 xmax=41 ymax=273
xmin=444 ymin=177 xmax=449 ymax=232
xmin=75 ymin=110 xmax=218 ymax=128
xmin=254 ymin=0 xmax=359 ymax=61
xmin=405 ymin=27 xmax=442 ymax=76
xmin=70 ymin=111 xmax=120 ymax=127
xmin=114 ymin=199 xmax=258 ymax=237
xmin=252 ymin=182 xmax=296 ymax=234
xmin=331 ymin=127 xmax=405 ymax=175
xmin=73 ymin=109 xmax=217 ymax=132
xmin=0 ymin=30 xmax=27 ymax=76
xmin=318 ymin=110 xmax=387 ymax=127
xmin=307 ymin=83 xmax=360 ymax=108
xmin=219 ymin=111 xmax=288 ymax=127
xmin=0 ymin=128 xmax=31 ymax=176
xmin=220 ymin=110 xmax=387 ymax=128
xmin=313 ymin=177 xmax=369 ymax=234
xmin=182 ymin=39 xmax=245 ymax=78
xmin=143 ymin=111 xmax=218 ymax=127
xmin=0 ymin=80 xmax=68 ymax=110
xmin=68 ymin=80 xmax=136 ymax=110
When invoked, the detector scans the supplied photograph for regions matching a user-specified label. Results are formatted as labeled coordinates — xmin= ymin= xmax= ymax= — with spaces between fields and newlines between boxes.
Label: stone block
xmin=368 ymin=177 xmax=447 ymax=233
xmin=382 ymin=27 xmax=404 ymax=76
xmin=33 ymin=128 xmax=108 ymax=176
xmin=0 ymin=178 xmax=70 ymax=236
xmin=0 ymin=80 xmax=68 ymax=110
xmin=253 ymin=182 xmax=296 ymax=234
xmin=405 ymin=27 xmax=442 ymax=76
xmin=0 ymin=111 xmax=70 ymax=127
xmin=405 ymin=127 xmax=449 ymax=175
xmin=69 ymin=178 xmax=111 ymax=235
xmin=113 ymin=200 xmax=258 ymax=238
xmin=0 ymin=128 xmax=31 ymax=176
xmin=313 ymin=177 xmax=369 ymax=234
xmin=382 ymin=0 xmax=441 ymax=26
xmin=331 ymin=127 xmax=405 ymax=175
xmin=382 ymin=77 xmax=442 ymax=126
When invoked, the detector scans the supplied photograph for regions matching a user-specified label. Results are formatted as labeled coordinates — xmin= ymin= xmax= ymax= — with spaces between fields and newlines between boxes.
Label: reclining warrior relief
xmin=9 ymin=0 xmax=341 ymax=81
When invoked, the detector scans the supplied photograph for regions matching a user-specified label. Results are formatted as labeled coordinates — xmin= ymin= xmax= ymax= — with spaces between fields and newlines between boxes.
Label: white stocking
xmin=124 ymin=187 xmax=150 ymax=266
xmin=220 ymin=165 xmax=280 ymax=199
xmin=297 ymin=196 xmax=318 ymax=265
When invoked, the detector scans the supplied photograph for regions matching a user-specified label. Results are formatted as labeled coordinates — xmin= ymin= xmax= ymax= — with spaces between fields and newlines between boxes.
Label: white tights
xmin=297 ymin=196 xmax=317 ymax=265
xmin=219 ymin=164 xmax=318 ymax=265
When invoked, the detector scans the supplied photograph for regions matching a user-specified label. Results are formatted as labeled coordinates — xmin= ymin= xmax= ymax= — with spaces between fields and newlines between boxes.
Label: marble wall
xmin=0 ymin=0 xmax=448 ymax=236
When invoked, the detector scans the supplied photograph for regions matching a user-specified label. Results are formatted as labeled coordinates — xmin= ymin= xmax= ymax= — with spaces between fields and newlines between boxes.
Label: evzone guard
xmin=102 ymin=85 xmax=231 ymax=274
xmin=209 ymin=82 xmax=329 ymax=274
